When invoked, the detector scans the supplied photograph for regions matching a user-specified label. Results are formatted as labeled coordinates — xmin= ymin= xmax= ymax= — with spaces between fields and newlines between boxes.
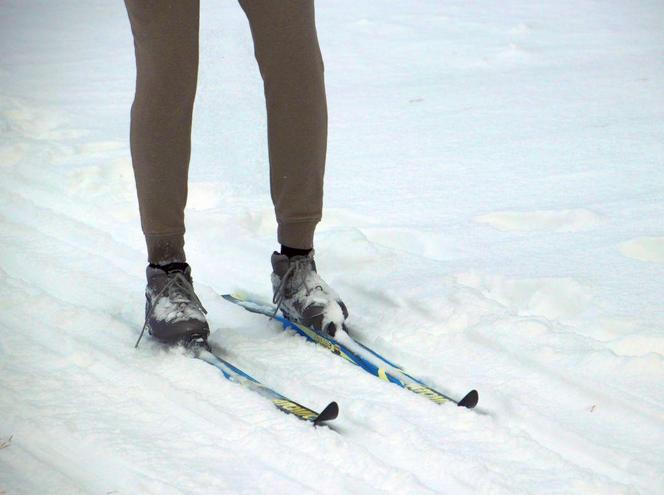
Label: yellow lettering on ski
xmin=406 ymin=384 xmax=449 ymax=404
xmin=273 ymin=399 xmax=317 ymax=420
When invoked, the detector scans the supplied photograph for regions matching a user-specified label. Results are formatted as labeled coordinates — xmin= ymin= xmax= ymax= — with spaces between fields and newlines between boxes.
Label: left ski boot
xmin=271 ymin=250 xmax=349 ymax=337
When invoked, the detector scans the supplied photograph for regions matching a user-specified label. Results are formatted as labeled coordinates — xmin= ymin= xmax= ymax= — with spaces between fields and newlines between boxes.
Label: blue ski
xmin=222 ymin=293 xmax=478 ymax=409
xmin=190 ymin=342 xmax=338 ymax=425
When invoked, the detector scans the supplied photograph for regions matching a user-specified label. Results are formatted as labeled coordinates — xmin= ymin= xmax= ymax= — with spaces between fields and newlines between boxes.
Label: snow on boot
xmin=271 ymin=251 xmax=348 ymax=337
xmin=136 ymin=262 xmax=210 ymax=347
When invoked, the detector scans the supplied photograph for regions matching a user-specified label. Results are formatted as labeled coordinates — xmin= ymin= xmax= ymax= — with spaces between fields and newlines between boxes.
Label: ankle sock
xmin=150 ymin=261 xmax=189 ymax=273
xmin=280 ymin=245 xmax=312 ymax=258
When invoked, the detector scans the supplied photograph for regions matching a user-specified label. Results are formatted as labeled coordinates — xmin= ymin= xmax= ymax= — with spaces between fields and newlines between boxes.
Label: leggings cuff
xmin=145 ymin=233 xmax=186 ymax=264
xmin=277 ymin=220 xmax=318 ymax=250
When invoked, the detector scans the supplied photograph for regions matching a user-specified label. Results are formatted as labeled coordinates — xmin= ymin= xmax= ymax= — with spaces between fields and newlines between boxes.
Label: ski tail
xmin=314 ymin=401 xmax=340 ymax=426
xmin=457 ymin=389 xmax=479 ymax=409
xmin=272 ymin=398 xmax=338 ymax=424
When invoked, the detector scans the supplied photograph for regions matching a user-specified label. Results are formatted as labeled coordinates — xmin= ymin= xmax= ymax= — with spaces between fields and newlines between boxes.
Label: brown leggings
xmin=124 ymin=0 xmax=327 ymax=263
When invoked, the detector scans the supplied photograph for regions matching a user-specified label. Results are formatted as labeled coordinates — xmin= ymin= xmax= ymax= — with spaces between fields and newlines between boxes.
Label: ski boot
xmin=271 ymin=251 xmax=348 ymax=337
xmin=136 ymin=262 xmax=210 ymax=347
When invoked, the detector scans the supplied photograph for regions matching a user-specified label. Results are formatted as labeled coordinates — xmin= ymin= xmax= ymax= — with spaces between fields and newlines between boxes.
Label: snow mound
xmin=475 ymin=209 xmax=603 ymax=233
xmin=618 ymin=237 xmax=664 ymax=263
xmin=456 ymin=272 xmax=593 ymax=321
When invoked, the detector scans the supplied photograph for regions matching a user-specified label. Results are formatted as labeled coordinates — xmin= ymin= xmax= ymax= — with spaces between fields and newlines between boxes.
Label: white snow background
xmin=1 ymin=0 xmax=663 ymax=493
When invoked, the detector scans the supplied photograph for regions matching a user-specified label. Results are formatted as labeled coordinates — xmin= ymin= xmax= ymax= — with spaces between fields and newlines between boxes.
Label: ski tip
xmin=457 ymin=390 xmax=479 ymax=409
xmin=314 ymin=401 xmax=339 ymax=426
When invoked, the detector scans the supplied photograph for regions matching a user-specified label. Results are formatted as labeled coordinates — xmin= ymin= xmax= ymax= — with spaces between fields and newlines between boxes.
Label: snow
xmin=1 ymin=0 xmax=663 ymax=493
xmin=619 ymin=237 xmax=664 ymax=263
xmin=474 ymin=208 xmax=604 ymax=233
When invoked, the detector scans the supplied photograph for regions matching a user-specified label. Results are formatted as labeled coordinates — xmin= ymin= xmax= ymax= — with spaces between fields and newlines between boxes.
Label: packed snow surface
xmin=1 ymin=1 xmax=663 ymax=493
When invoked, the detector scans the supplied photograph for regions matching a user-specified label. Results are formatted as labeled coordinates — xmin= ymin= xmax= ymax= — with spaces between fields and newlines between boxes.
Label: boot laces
xmin=135 ymin=271 xmax=207 ymax=348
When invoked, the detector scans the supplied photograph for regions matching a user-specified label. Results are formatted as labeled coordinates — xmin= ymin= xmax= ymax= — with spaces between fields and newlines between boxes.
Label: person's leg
xmin=239 ymin=1 xmax=347 ymax=336
xmin=125 ymin=0 xmax=200 ymax=264
xmin=125 ymin=1 xmax=209 ymax=346
xmin=239 ymin=0 xmax=327 ymax=250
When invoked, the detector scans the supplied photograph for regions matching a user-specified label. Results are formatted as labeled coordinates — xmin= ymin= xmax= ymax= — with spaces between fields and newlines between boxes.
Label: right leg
xmin=125 ymin=1 xmax=209 ymax=346
xmin=124 ymin=0 xmax=200 ymax=264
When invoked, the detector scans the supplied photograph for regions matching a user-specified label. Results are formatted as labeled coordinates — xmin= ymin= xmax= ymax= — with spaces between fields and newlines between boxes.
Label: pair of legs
xmin=125 ymin=1 xmax=348 ymax=343
xmin=125 ymin=0 xmax=327 ymax=264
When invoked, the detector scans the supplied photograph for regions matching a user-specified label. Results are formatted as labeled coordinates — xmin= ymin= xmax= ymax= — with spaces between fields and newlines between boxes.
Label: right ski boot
xmin=136 ymin=262 xmax=210 ymax=347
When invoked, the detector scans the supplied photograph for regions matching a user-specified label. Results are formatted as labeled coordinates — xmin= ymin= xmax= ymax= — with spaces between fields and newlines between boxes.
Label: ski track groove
xmin=466 ymin=321 xmax=663 ymax=427
xmin=0 ymin=181 xmax=142 ymax=269
xmin=464 ymin=325 xmax=662 ymax=489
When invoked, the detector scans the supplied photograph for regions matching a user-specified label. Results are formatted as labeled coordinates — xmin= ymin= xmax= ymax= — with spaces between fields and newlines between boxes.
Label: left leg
xmin=239 ymin=0 xmax=327 ymax=250
xmin=239 ymin=1 xmax=348 ymax=336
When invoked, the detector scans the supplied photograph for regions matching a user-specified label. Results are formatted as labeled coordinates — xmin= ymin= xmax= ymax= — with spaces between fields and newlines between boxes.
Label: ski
xmin=188 ymin=340 xmax=339 ymax=426
xmin=222 ymin=293 xmax=479 ymax=409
